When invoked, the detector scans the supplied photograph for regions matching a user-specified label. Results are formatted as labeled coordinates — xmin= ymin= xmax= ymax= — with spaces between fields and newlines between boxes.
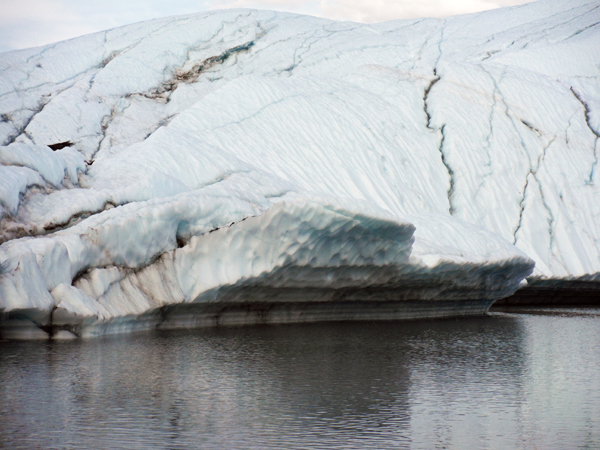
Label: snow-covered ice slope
xmin=1 ymin=0 xmax=598 ymax=337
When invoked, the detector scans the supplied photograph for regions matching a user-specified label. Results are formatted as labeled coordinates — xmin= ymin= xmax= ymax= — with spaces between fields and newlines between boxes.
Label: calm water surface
xmin=1 ymin=312 xmax=599 ymax=449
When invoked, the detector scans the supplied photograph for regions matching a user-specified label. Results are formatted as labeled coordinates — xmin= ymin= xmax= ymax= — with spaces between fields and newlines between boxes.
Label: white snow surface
xmin=1 ymin=0 xmax=599 ymax=335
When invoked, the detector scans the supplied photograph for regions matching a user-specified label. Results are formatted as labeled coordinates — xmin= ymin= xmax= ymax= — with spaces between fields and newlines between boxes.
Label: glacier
xmin=0 ymin=0 xmax=599 ymax=338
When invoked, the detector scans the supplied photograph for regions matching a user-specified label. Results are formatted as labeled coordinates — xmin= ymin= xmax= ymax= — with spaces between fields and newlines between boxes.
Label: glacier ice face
xmin=1 ymin=0 xmax=599 ymax=338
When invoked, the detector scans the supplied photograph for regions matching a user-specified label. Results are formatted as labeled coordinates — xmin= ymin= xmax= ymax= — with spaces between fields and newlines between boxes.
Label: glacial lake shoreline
xmin=2 ymin=285 xmax=600 ymax=341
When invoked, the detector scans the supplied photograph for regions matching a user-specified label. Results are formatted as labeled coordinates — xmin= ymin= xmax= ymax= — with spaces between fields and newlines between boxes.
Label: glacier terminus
xmin=0 ymin=0 xmax=599 ymax=339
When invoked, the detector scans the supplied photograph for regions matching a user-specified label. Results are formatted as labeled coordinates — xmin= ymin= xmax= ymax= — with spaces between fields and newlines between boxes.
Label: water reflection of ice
xmin=0 ymin=315 xmax=599 ymax=449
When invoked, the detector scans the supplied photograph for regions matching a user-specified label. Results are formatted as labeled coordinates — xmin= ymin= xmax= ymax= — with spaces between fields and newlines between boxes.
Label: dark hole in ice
xmin=48 ymin=141 xmax=73 ymax=151
xmin=520 ymin=119 xmax=540 ymax=134
xmin=176 ymin=237 xmax=186 ymax=248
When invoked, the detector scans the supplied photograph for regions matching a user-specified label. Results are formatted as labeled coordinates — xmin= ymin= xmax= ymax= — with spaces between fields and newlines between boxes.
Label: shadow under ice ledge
xmin=491 ymin=279 xmax=600 ymax=310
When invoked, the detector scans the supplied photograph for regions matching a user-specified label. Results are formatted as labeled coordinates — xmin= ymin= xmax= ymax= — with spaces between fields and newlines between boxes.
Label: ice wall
xmin=1 ymin=0 xmax=598 ymax=337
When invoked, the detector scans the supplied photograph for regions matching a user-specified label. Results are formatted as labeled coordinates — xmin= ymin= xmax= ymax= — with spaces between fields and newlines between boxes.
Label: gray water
xmin=1 ymin=312 xmax=599 ymax=449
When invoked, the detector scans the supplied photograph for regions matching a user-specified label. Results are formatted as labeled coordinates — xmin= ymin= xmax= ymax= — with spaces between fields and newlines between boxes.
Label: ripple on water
xmin=1 ymin=314 xmax=599 ymax=449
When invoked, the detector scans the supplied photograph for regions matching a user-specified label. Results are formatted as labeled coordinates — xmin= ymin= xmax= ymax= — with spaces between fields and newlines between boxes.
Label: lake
xmin=1 ymin=311 xmax=599 ymax=449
